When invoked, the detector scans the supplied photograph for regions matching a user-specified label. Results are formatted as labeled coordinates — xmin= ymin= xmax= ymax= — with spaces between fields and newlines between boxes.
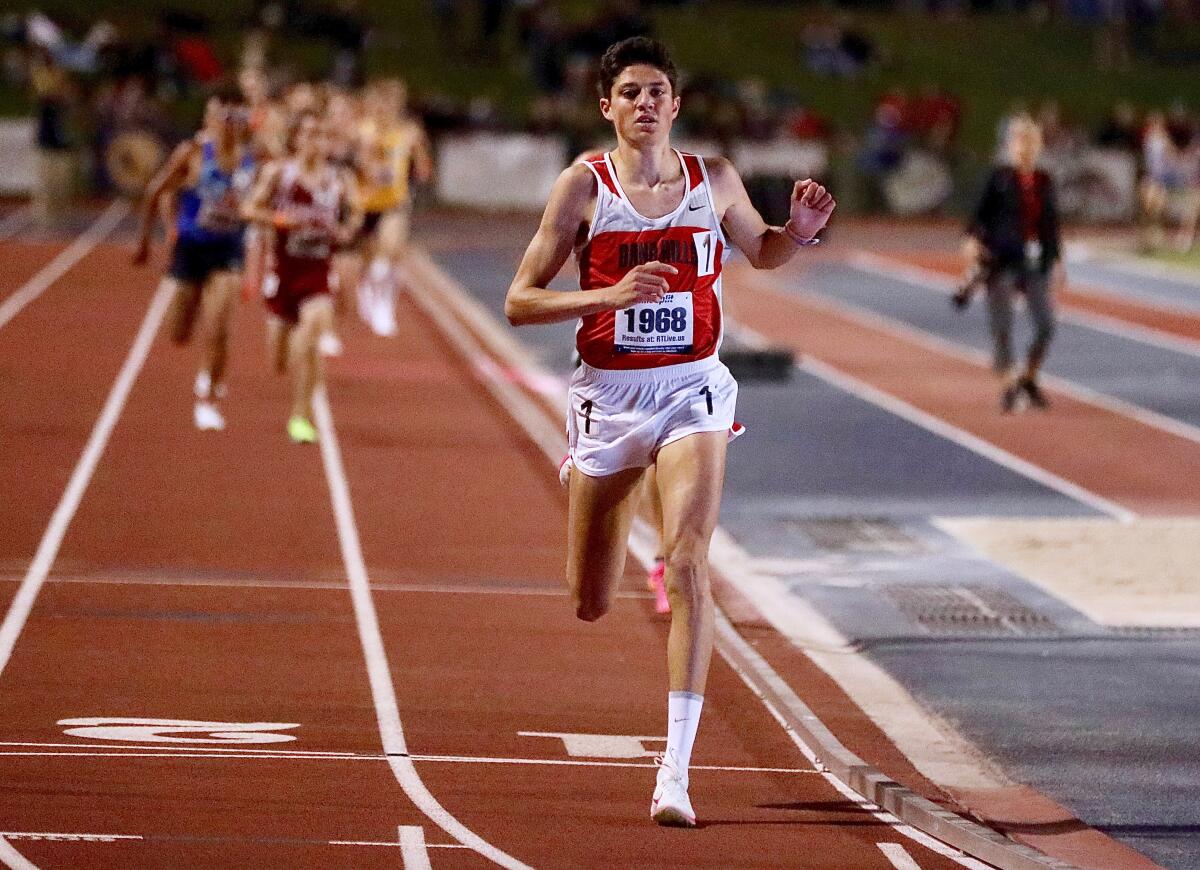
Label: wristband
xmin=784 ymin=220 xmax=820 ymax=246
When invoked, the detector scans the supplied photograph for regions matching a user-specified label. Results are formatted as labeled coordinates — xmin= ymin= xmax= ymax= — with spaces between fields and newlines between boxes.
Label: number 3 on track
xmin=58 ymin=717 xmax=300 ymax=744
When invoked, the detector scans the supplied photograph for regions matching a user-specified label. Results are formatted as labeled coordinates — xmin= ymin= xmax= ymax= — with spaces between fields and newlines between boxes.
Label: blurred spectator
xmin=910 ymin=83 xmax=961 ymax=155
xmin=573 ymin=0 xmax=652 ymax=58
xmin=736 ymin=78 xmax=778 ymax=141
xmin=783 ymin=104 xmax=832 ymax=142
xmin=858 ymin=99 xmax=909 ymax=204
xmin=802 ymin=15 xmax=877 ymax=79
xmin=523 ymin=1 xmax=568 ymax=92
xmin=1140 ymin=110 xmax=1199 ymax=251
xmin=29 ymin=48 xmax=76 ymax=226
xmin=1095 ymin=100 xmax=1141 ymax=152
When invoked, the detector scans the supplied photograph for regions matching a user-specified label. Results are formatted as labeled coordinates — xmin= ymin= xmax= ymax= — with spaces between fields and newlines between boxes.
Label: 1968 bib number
xmin=614 ymin=291 xmax=693 ymax=354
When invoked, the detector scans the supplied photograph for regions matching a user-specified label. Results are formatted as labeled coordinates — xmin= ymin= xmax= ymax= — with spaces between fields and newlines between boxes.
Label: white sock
xmin=662 ymin=691 xmax=703 ymax=786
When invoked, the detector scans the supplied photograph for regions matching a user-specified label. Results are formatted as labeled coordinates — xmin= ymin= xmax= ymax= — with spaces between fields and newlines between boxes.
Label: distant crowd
xmin=2 ymin=3 xmax=1197 ymax=247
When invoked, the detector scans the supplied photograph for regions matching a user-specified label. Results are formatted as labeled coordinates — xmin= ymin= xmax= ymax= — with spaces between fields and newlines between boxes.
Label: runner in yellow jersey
xmin=355 ymin=78 xmax=433 ymax=336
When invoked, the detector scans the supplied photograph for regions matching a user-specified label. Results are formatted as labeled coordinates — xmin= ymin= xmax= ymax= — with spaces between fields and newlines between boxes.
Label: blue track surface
xmin=795 ymin=262 xmax=1200 ymax=431
xmin=1070 ymin=260 xmax=1200 ymax=312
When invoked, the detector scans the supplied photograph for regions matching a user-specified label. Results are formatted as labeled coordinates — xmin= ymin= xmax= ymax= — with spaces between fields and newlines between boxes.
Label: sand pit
xmin=936 ymin=517 xmax=1200 ymax=627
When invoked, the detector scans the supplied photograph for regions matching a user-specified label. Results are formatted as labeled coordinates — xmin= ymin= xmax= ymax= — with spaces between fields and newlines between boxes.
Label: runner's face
xmin=294 ymin=118 xmax=328 ymax=161
xmin=601 ymin=65 xmax=678 ymax=144
xmin=204 ymin=99 xmax=244 ymax=139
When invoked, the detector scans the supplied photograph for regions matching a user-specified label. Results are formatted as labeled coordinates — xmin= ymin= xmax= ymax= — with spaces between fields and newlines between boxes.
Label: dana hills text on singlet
xmin=617 ymin=237 xmax=700 ymax=269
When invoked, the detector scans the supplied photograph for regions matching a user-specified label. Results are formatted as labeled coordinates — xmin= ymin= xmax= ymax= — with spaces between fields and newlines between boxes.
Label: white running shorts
xmin=566 ymin=356 xmax=738 ymax=478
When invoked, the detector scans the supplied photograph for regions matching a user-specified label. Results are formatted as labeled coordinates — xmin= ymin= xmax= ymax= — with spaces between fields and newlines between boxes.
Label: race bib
xmin=197 ymin=195 xmax=243 ymax=234
xmin=615 ymin=291 xmax=693 ymax=354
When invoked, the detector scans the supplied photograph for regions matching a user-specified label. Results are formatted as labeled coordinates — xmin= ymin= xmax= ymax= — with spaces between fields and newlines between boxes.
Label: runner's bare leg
xmin=566 ymin=465 xmax=645 ymax=621
xmin=290 ymin=296 xmax=333 ymax=420
xmin=654 ymin=430 xmax=727 ymax=695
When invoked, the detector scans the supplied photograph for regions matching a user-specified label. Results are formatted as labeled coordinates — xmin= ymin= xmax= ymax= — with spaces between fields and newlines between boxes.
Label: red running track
xmin=0 ymin=239 xmax=983 ymax=868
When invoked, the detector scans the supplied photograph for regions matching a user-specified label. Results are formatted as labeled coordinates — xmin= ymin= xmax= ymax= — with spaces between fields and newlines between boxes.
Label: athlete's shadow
xmin=697 ymin=800 xmax=902 ymax=828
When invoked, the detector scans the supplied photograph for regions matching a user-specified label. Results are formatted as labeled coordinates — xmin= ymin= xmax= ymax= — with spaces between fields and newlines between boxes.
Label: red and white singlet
xmin=575 ymin=151 xmax=728 ymax=371
xmin=270 ymin=160 xmax=343 ymax=308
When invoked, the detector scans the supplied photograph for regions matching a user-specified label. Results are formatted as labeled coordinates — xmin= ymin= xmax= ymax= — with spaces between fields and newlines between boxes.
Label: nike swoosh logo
xmin=687 ymin=203 xmax=704 ymax=211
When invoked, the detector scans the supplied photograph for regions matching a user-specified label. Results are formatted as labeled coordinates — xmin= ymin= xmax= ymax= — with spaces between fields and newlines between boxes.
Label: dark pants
xmin=985 ymin=265 xmax=1056 ymax=374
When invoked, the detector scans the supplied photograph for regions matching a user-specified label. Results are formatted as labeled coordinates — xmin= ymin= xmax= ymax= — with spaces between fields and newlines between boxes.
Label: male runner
xmin=505 ymin=37 xmax=834 ymax=826
xmin=134 ymin=86 xmax=255 ymax=431
xmin=354 ymin=78 xmax=433 ymax=336
xmin=243 ymin=113 xmax=362 ymax=443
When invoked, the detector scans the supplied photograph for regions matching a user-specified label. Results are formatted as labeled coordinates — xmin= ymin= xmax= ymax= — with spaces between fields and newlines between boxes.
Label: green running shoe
xmin=288 ymin=416 xmax=317 ymax=444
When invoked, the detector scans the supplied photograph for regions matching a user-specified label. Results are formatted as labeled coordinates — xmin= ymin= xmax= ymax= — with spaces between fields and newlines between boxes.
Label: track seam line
xmin=312 ymin=388 xmax=532 ymax=870
xmin=0 ymin=201 xmax=128 ymax=331
xmin=405 ymin=249 xmax=1081 ymax=869
xmin=849 ymin=249 xmax=1200 ymax=357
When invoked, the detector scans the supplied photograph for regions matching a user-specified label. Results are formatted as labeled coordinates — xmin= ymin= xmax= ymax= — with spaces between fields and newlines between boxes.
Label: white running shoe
xmin=650 ymin=766 xmax=696 ymax=828
xmin=318 ymin=331 xmax=343 ymax=357
xmin=194 ymin=369 xmax=212 ymax=399
xmin=370 ymin=294 xmax=398 ymax=337
xmin=193 ymin=400 xmax=226 ymax=431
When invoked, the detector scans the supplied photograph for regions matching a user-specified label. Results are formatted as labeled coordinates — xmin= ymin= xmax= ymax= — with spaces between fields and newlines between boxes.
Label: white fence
xmin=0 ymin=120 xmax=36 ymax=195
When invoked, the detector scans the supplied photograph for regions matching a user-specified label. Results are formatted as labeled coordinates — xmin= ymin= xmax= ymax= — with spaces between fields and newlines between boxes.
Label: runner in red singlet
xmin=243 ymin=112 xmax=361 ymax=443
xmin=506 ymin=37 xmax=834 ymax=827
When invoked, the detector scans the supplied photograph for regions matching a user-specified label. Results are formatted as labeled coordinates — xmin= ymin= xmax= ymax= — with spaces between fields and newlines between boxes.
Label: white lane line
xmin=833 ymin=253 xmax=1200 ymax=449
xmin=879 ymin=842 xmax=926 ymax=870
xmin=850 ymin=249 xmax=1200 ymax=358
xmin=312 ymin=388 xmax=531 ymax=870
xmin=407 ymin=252 xmax=998 ymax=870
xmin=0 ymin=201 xmax=128 ymax=332
xmin=398 ymin=826 xmax=432 ymax=870
xmin=712 ymin=606 xmax=992 ymax=870
xmin=0 ymin=206 xmax=32 ymax=241
xmin=0 ymin=838 xmax=37 ymax=870
xmin=0 ymin=277 xmax=173 ymax=679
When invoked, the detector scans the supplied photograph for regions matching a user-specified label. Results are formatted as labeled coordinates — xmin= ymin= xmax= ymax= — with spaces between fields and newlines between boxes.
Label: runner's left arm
xmin=710 ymin=158 xmax=835 ymax=270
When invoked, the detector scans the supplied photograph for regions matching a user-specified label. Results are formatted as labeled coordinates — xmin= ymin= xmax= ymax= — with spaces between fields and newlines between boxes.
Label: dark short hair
xmin=597 ymin=37 xmax=678 ymax=99
xmin=209 ymin=80 xmax=246 ymax=107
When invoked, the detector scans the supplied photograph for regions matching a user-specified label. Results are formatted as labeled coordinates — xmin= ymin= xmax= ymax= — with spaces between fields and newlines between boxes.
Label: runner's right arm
xmin=132 ymin=141 xmax=195 ymax=265
xmin=505 ymin=164 xmax=677 ymax=326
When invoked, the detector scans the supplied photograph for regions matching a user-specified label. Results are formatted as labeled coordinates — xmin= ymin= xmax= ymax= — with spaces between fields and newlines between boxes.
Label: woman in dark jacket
xmin=963 ymin=116 xmax=1064 ymax=412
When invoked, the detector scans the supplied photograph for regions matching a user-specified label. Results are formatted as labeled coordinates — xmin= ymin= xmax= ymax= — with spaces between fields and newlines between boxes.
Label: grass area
xmin=3 ymin=1 xmax=1199 ymax=158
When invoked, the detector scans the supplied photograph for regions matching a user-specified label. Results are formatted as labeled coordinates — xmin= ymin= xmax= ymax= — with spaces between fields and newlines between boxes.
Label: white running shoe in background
xmin=318 ymin=331 xmax=343 ymax=357
xmin=194 ymin=369 xmax=212 ymax=399
xmin=193 ymin=400 xmax=226 ymax=431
